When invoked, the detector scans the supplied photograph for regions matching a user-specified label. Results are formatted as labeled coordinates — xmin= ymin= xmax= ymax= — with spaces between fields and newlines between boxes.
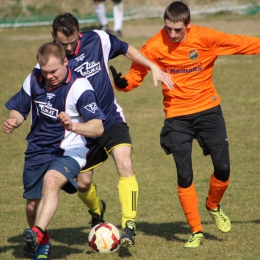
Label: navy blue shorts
xmin=23 ymin=156 xmax=81 ymax=199
xmin=160 ymin=105 xmax=229 ymax=156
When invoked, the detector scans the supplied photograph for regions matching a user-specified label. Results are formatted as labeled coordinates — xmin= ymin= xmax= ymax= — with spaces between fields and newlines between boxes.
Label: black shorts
xmin=81 ymin=122 xmax=132 ymax=172
xmin=160 ymin=105 xmax=229 ymax=156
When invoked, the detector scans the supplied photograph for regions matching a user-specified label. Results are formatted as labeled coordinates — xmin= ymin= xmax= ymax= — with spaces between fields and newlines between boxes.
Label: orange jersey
xmin=118 ymin=25 xmax=260 ymax=118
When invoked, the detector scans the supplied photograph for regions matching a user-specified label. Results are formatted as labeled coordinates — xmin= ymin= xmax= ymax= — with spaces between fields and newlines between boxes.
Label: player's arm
xmin=57 ymin=112 xmax=104 ymax=137
xmin=125 ymin=45 xmax=173 ymax=89
xmin=4 ymin=110 xmax=24 ymax=134
xmin=4 ymin=76 xmax=32 ymax=134
xmin=57 ymin=83 xmax=105 ymax=137
xmin=205 ymin=27 xmax=260 ymax=55
xmin=110 ymin=63 xmax=149 ymax=92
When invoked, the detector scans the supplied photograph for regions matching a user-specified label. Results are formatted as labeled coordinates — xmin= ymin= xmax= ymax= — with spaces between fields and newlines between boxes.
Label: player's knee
xmin=118 ymin=164 xmax=134 ymax=177
xmin=44 ymin=174 xmax=57 ymax=187
xmin=116 ymin=158 xmax=134 ymax=177
xmin=77 ymin=181 xmax=92 ymax=192
xmin=214 ymin=163 xmax=230 ymax=182
xmin=26 ymin=200 xmax=38 ymax=216
xmin=177 ymin=169 xmax=193 ymax=188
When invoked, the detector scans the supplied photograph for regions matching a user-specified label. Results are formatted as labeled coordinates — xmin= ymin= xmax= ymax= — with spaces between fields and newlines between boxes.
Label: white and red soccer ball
xmin=88 ymin=222 xmax=121 ymax=253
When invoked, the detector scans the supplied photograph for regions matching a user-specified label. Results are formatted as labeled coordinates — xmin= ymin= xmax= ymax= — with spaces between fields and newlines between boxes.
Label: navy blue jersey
xmin=5 ymin=67 xmax=106 ymax=167
xmin=66 ymin=30 xmax=129 ymax=130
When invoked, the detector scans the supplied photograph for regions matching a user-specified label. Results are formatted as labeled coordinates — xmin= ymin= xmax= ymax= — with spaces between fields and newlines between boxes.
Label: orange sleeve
xmin=201 ymin=26 xmax=260 ymax=55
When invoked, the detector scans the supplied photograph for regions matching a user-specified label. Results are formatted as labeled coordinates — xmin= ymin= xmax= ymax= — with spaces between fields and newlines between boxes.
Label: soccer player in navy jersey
xmin=4 ymin=42 xmax=105 ymax=259
xmin=51 ymin=12 xmax=173 ymax=247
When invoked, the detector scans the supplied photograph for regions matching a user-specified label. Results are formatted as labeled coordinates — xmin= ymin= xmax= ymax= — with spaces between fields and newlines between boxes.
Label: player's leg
xmin=76 ymin=141 xmax=108 ymax=227
xmin=110 ymin=145 xmax=138 ymax=247
xmin=173 ymin=150 xmax=204 ymax=248
xmin=25 ymin=169 xmax=65 ymax=260
xmin=35 ymin=169 xmax=68 ymax=230
xmin=26 ymin=199 xmax=40 ymax=228
xmin=195 ymin=105 xmax=231 ymax=233
xmin=207 ymin=143 xmax=230 ymax=208
xmin=22 ymin=162 xmax=52 ymax=259
xmin=93 ymin=0 xmax=108 ymax=31
xmin=160 ymin=117 xmax=204 ymax=248
xmin=77 ymin=170 xmax=106 ymax=227
xmin=112 ymin=0 xmax=123 ymax=36
xmin=23 ymin=156 xmax=80 ymax=258
xmin=104 ymin=122 xmax=138 ymax=247
xmin=206 ymin=144 xmax=231 ymax=232
xmin=25 ymin=169 xmax=66 ymax=258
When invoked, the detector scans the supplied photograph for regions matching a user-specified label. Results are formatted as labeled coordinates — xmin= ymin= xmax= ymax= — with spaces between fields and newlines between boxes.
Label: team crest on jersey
xmin=34 ymin=100 xmax=58 ymax=118
xmin=188 ymin=50 xmax=199 ymax=60
xmin=46 ymin=93 xmax=55 ymax=100
xmin=75 ymin=54 xmax=85 ymax=61
xmin=75 ymin=61 xmax=101 ymax=78
xmin=84 ymin=102 xmax=98 ymax=114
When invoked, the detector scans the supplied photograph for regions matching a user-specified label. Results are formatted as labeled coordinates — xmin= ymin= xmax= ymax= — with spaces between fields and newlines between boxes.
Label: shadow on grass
xmin=2 ymin=219 xmax=260 ymax=258
xmin=3 ymin=226 xmax=132 ymax=259
xmin=137 ymin=221 xmax=225 ymax=242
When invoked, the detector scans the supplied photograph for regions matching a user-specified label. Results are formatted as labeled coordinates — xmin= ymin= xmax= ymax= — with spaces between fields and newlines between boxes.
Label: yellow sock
xmin=118 ymin=175 xmax=138 ymax=228
xmin=77 ymin=182 xmax=102 ymax=215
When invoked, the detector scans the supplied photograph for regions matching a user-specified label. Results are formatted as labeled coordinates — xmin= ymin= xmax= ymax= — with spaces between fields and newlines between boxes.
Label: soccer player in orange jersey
xmin=109 ymin=1 xmax=260 ymax=248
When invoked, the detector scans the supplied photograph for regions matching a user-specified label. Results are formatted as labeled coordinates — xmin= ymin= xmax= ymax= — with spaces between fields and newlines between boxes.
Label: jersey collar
xmin=73 ymin=33 xmax=83 ymax=55
xmin=39 ymin=67 xmax=73 ymax=92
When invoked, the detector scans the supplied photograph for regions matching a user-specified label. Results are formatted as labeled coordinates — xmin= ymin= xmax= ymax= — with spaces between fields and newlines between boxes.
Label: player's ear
xmin=51 ymin=31 xmax=55 ymax=40
xmin=64 ymin=57 xmax=68 ymax=66
xmin=187 ymin=20 xmax=192 ymax=28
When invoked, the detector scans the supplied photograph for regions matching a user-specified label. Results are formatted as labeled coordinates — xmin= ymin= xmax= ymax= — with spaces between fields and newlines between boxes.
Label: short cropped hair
xmin=52 ymin=12 xmax=79 ymax=37
xmin=164 ymin=1 xmax=190 ymax=26
xmin=36 ymin=42 xmax=66 ymax=66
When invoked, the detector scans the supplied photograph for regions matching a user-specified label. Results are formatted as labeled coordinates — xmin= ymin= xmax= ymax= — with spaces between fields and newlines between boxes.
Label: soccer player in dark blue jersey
xmin=4 ymin=42 xmax=105 ymax=259
xmin=51 ymin=12 xmax=173 ymax=247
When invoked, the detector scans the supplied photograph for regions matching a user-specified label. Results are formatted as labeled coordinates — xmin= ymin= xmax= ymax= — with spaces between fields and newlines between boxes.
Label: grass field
xmin=1 ymin=13 xmax=260 ymax=260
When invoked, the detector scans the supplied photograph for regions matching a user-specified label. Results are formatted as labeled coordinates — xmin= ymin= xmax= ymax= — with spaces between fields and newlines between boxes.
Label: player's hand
xmin=57 ymin=111 xmax=73 ymax=131
xmin=150 ymin=64 xmax=174 ymax=90
xmin=3 ymin=118 xmax=17 ymax=134
xmin=109 ymin=66 xmax=128 ymax=89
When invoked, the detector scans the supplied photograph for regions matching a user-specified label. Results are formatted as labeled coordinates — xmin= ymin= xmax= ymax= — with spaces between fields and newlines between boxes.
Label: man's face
xmin=40 ymin=56 xmax=68 ymax=87
xmin=164 ymin=19 xmax=190 ymax=43
xmin=52 ymin=30 xmax=78 ymax=55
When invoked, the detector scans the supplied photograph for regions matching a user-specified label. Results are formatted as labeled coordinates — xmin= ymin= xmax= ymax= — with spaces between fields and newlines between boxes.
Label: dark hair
xmin=36 ymin=42 xmax=66 ymax=65
xmin=52 ymin=12 xmax=79 ymax=36
xmin=164 ymin=1 xmax=190 ymax=26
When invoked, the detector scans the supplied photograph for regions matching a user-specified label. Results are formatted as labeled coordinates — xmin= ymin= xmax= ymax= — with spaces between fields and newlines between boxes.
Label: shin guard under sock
xmin=77 ymin=182 xmax=102 ymax=215
xmin=206 ymin=174 xmax=230 ymax=210
xmin=118 ymin=175 xmax=138 ymax=228
xmin=178 ymin=183 xmax=203 ymax=233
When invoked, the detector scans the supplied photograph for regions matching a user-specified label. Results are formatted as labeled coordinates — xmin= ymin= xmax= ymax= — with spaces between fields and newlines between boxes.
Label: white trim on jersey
xmin=94 ymin=30 xmax=111 ymax=65
xmin=23 ymin=73 xmax=32 ymax=96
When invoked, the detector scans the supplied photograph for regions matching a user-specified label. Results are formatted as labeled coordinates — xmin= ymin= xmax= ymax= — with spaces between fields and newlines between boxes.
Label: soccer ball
xmin=88 ymin=222 xmax=121 ymax=253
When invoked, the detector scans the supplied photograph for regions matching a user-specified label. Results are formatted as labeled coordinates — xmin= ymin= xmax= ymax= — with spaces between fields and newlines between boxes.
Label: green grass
xmin=1 ymin=15 xmax=260 ymax=259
